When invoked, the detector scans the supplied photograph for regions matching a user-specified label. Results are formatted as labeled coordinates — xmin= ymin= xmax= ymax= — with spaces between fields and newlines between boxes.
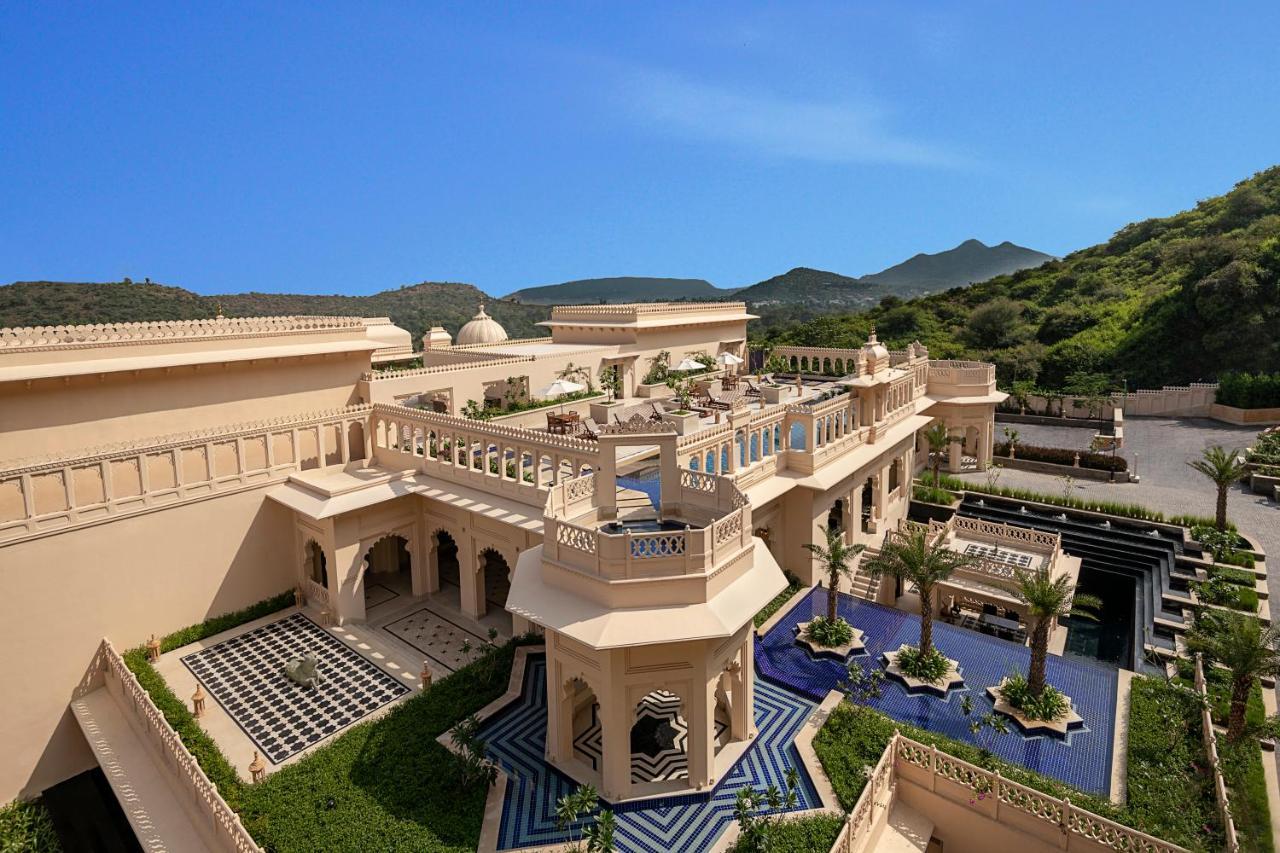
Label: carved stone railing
xmin=361 ymin=354 xmax=535 ymax=382
xmin=97 ymin=639 xmax=262 ymax=852
xmin=952 ymin=515 xmax=1060 ymax=553
xmin=0 ymin=405 xmax=374 ymax=545
xmin=831 ymin=732 xmax=1188 ymax=853
xmin=927 ymin=359 xmax=996 ymax=387
xmin=303 ymin=578 xmax=331 ymax=609
xmin=1195 ymin=656 xmax=1241 ymax=852
xmin=546 ymin=302 xmax=748 ymax=324
xmin=542 ymin=471 xmax=752 ymax=581
xmin=0 ymin=315 xmax=364 ymax=352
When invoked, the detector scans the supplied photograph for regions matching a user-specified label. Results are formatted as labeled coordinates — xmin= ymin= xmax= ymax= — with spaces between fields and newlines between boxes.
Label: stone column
xmin=332 ymin=539 xmax=367 ymax=625
xmin=947 ymin=423 xmax=963 ymax=473
xmin=686 ymin=676 xmax=715 ymax=789
xmin=976 ymin=422 xmax=989 ymax=472
xmin=457 ymin=533 xmax=481 ymax=618
xmin=600 ymin=666 xmax=631 ymax=800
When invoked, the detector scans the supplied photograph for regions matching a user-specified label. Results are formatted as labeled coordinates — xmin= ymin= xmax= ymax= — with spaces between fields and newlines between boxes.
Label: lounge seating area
xmin=945 ymin=601 xmax=1028 ymax=644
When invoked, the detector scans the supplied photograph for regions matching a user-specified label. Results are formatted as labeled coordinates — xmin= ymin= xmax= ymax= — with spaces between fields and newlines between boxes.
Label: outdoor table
xmin=980 ymin=612 xmax=1022 ymax=633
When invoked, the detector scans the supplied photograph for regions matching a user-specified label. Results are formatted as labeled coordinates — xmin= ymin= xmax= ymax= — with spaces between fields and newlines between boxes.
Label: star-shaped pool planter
xmin=881 ymin=644 xmax=966 ymax=697
xmin=986 ymin=678 xmax=1085 ymax=737
xmin=793 ymin=621 xmax=866 ymax=661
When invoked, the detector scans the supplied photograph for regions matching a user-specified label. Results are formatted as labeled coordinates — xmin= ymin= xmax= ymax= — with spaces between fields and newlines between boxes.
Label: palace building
xmin=0 ymin=301 xmax=1015 ymax=848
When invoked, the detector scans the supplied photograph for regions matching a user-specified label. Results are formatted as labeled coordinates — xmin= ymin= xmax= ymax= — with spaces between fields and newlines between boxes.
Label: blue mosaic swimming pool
xmin=477 ymin=654 xmax=821 ymax=852
xmin=756 ymin=587 xmax=1118 ymax=795
xmin=617 ymin=465 xmax=661 ymax=509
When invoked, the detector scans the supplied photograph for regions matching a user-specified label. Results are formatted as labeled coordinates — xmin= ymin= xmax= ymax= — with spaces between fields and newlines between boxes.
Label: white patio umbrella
xmin=716 ymin=352 xmax=744 ymax=375
xmin=672 ymin=357 xmax=705 ymax=372
xmin=536 ymin=378 xmax=586 ymax=413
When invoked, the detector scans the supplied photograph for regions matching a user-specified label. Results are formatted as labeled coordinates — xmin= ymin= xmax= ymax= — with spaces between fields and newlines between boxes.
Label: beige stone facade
xmin=0 ymin=302 xmax=1002 ymax=812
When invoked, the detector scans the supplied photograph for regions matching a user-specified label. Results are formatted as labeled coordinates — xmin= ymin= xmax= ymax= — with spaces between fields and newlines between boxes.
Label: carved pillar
xmin=687 ymin=676 xmax=715 ymax=789
xmin=947 ymin=423 xmax=963 ymax=473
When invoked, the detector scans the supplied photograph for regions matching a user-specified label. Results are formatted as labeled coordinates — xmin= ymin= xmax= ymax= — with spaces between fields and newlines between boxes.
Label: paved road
xmin=961 ymin=416 xmax=1278 ymax=594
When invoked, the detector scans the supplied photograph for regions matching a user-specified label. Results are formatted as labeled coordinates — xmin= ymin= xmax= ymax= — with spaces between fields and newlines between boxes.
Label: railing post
xmin=1059 ymin=796 xmax=1071 ymax=849
xmin=929 ymin=744 xmax=937 ymax=792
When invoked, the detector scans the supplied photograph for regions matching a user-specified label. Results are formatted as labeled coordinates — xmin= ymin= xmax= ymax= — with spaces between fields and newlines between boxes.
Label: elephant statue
xmin=283 ymin=651 xmax=323 ymax=689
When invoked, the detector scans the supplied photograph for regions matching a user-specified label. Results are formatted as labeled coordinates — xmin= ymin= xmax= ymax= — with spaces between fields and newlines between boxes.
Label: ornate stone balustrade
xmin=0 ymin=405 xmax=373 ymax=545
xmin=547 ymin=302 xmax=748 ymax=324
xmin=362 ymin=354 xmax=535 ymax=382
xmin=927 ymin=359 xmax=996 ymax=387
xmin=830 ymin=732 xmax=1188 ymax=853
xmin=303 ymin=578 xmax=331 ymax=609
xmin=952 ymin=515 xmax=1060 ymax=552
xmin=772 ymin=345 xmax=867 ymax=377
xmin=0 ymin=315 xmax=364 ymax=352
xmin=543 ymin=471 xmax=752 ymax=581
xmin=96 ymin=639 xmax=262 ymax=852
xmin=371 ymin=404 xmax=599 ymax=508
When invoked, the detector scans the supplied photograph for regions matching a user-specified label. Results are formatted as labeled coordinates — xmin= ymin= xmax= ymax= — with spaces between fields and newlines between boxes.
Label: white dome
xmin=456 ymin=303 xmax=508 ymax=346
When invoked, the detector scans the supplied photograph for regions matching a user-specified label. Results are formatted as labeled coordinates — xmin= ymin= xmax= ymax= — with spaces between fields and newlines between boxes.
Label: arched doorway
xmin=433 ymin=530 xmax=461 ymax=610
xmin=478 ymin=548 xmax=512 ymax=633
xmin=362 ymin=534 xmax=410 ymax=611
xmin=629 ymin=690 xmax=692 ymax=783
xmin=860 ymin=480 xmax=874 ymax=533
xmin=827 ymin=499 xmax=844 ymax=533
xmin=305 ymin=540 xmax=327 ymax=588
xmin=568 ymin=678 xmax=603 ymax=772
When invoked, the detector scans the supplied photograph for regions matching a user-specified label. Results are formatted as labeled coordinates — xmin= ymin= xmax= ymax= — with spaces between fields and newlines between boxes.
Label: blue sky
xmin=3 ymin=2 xmax=1278 ymax=296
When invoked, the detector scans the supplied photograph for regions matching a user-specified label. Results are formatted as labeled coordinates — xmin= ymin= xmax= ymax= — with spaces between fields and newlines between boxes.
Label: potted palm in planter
xmin=986 ymin=571 xmax=1098 ymax=733
xmin=794 ymin=527 xmax=866 ymax=657
xmin=863 ymin=526 xmax=976 ymax=694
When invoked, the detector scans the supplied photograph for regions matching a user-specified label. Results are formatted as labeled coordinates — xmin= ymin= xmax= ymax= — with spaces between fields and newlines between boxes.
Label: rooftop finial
xmin=216 ymin=302 xmax=225 ymax=320
xmin=867 ymin=326 xmax=877 ymax=343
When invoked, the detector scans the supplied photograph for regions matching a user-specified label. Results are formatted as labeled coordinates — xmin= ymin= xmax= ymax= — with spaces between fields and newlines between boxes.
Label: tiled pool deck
xmin=757 ymin=587 xmax=1118 ymax=795
xmin=477 ymin=655 xmax=822 ymax=853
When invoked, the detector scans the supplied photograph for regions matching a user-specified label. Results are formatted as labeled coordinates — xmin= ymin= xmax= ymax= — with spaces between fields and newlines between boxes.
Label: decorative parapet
xmin=1 ymin=404 xmax=373 ymax=475
xmin=0 ymin=315 xmax=365 ymax=353
xmin=370 ymin=404 xmax=599 ymax=453
xmin=831 ymin=731 xmax=1189 ymax=853
xmin=0 ymin=405 xmax=373 ymax=544
xmin=361 ymin=354 xmax=535 ymax=382
xmin=542 ymin=469 xmax=752 ymax=582
xmin=926 ymin=359 xmax=996 ymax=389
xmin=95 ymin=639 xmax=262 ymax=852
xmin=547 ymin=301 xmax=748 ymax=323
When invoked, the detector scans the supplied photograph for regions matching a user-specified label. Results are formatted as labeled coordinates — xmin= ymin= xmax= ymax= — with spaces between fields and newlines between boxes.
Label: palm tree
xmin=1013 ymin=570 xmax=1101 ymax=699
xmin=922 ymin=423 xmax=950 ymax=486
xmin=863 ymin=527 xmax=977 ymax=658
xmin=1187 ymin=615 xmax=1280 ymax=741
xmin=1187 ymin=445 xmax=1246 ymax=531
xmin=802 ymin=526 xmax=866 ymax=624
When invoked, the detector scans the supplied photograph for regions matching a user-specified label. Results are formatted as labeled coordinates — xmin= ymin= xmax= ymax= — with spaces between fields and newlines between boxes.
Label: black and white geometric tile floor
xmin=181 ymin=612 xmax=410 ymax=763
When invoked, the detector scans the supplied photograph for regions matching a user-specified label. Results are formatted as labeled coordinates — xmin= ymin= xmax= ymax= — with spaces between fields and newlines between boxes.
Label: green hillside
xmin=508 ymin=276 xmax=728 ymax=304
xmin=0 ymin=281 xmax=551 ymax=343
xmin=767 ymin=167 xmax=1280 ymax=388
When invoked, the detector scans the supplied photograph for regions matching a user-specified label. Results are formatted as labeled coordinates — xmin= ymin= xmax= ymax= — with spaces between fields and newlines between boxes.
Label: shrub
xmin=994 ymin=441 xmax=1128 ymax=472
xmin=997 ymin=672 xmax=1069 ymax=722
xmin=1126 ymin=677 xmax=1223 ymax=850
xmin=0 ymin=799 xmax=61 ymax=852
xmin=754 ymin=571 xmax=803 ymax=627
xmin=814 ymin=703 xmax=1127 ymax=825
xmin=929 ymin=472 xmax=1167 ymax=521
xmin=912 ymin=483 xmax=958 ymax=505
xmin=158 ymin=590 xmax=294 ymax=653
xmin=1218 ymin=372 xmax=1280 ymax=409
xmin=728 ymin=813 xmax=843 ymax=853
xmin=1194 ymin=575 xmax=1259 ymax=613
xmin=1218 ymin=737 xmax=1275 ymax=853
xmin=806 ymin=616 xmax=854 ymax=648
xmin=894 ymin=645 xmax=950 ymax=682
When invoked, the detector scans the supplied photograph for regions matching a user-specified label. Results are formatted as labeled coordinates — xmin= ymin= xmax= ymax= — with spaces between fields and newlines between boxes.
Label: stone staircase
xmin=847 ymin=549 xmax=881 ymax=601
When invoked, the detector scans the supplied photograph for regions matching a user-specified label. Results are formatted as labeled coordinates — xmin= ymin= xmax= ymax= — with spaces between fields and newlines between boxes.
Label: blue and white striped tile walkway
xmin=477 ymin=656 xmax=821 ymax=852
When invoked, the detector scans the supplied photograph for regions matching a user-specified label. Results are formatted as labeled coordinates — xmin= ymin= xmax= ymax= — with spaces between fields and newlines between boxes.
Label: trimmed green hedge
xmin=1218 ymin=372 xmax=1280 ymax=409
xmin=996 ymin=441 xmax=1128 ymax=472
xmin=238 ymin=640 xmax=536 ymax=851
xmin=1126 ymin=677 xmax=1223 ymax=850
xmin=120 ymin=592 xmax=295 ymax=811
xmin=754 ymin=571 xmax=803 ymax=628
xmin=0 ymin=799 xmax=61 ymax=852
xmin=929 ymin=472 xmax=1167 ymax=521
xmin=1220 ymin=738 xmax=1275 ymax=853
xmin=813 ymin=703 xmax=1126 ymax=823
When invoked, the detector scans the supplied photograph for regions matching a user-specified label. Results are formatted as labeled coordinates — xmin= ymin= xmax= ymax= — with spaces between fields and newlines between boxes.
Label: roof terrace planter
xmin=882 ymin=644 xmax=965 ymax=697
xmin=660 ymin=410 xmax=702 ymax=435
xmin=986 ymin=679 xmax=1085 ymax=737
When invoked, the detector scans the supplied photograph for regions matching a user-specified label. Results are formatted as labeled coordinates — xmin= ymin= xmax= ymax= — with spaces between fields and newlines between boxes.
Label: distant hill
xmin=734 ymin=267 xmax=872 ymax=307
xmin=769 ymin=166 xmax=1280 ymax=387
xmin=0 ymin=281 xmax=551 ymax=342
xmin=507 ymin=276 xmax=729 ymax=305
xmin=861 ymin=239 xmax=1054 ymax=291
